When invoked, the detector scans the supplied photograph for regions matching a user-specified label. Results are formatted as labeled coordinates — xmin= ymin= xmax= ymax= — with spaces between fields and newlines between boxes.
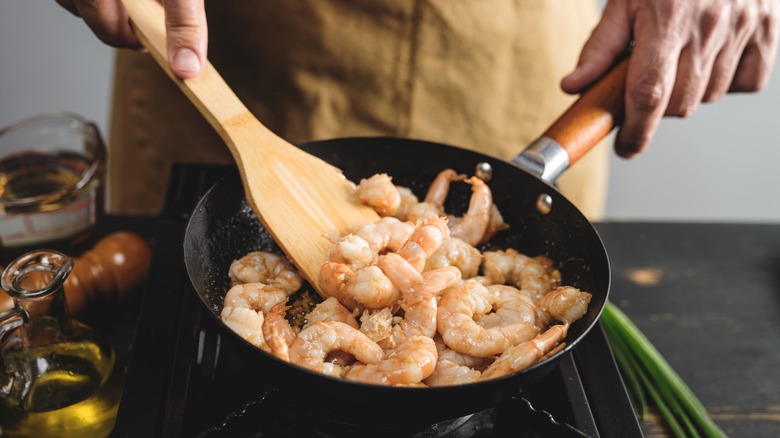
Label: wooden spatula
xmin=121 ymin=0 xmax=380 ymax=293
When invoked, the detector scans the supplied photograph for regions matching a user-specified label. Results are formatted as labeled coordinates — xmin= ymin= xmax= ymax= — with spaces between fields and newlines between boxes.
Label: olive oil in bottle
xmin=0 ymin=250 xmax=124 ymax=438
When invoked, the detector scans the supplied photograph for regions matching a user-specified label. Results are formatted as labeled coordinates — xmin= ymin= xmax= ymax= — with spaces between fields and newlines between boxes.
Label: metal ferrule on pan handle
xmin=512 ymin=137 xmax=569 ymax=184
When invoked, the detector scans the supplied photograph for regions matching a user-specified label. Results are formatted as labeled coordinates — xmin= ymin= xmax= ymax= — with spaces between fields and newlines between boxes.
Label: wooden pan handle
xmin=545 ymin=58 xmax=628 ymax=166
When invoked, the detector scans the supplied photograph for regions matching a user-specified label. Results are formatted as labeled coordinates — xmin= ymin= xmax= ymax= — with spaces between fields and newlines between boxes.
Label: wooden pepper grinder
xmin=0 ymin=231 xmax=152 ymax=317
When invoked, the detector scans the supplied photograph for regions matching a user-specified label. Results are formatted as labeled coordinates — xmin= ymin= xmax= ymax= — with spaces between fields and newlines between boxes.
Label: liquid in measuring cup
xmin=0 ymin=113 xmax=106 ymax=263
xmin=0 ymin=149 xmax=93 ymax=202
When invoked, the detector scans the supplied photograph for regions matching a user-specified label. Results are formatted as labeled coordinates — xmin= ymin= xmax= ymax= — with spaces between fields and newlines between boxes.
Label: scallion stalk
xmin=601 ymin=301 xmax=727 ymax=438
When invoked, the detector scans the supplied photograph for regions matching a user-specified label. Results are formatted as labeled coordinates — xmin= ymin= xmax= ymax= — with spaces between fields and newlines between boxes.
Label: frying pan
xmin=184 ymin=133 xmax=618 ymax=427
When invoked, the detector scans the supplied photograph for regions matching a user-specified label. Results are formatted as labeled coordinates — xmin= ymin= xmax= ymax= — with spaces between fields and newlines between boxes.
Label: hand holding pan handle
xmin=513 ymin=57 xmax=629 ymax=184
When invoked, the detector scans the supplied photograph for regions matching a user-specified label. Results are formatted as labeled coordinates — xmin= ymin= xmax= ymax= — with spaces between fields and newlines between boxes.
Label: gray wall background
xmin=2 ymin=2 xmax=779 ymax=222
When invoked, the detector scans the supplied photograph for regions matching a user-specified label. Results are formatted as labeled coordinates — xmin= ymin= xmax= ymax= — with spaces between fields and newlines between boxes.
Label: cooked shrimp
xmin=477 ymin=285 xmax=539 ymax=329
xmin=481 ymin=249 xmax=560 ymax=297
xmin=397 ymin=215 xmax=450 ymax=272
xmin=318 ymin=262 xmax=400 ymax=310
xmin=393 ymin=186 xmax=421 ymax=221
xmin=356 ymin=173 xmax=401 ymax=216
xmin=425 ymin=169 xmax=467 ymax=205
xmin=535 ymin=286 xmax=592 ymax=326
xmin=404 ymin=202 xmax=445 ymax=224
xmin=424 ymin=237 xmax=482 ymax=278
xmin=438 ymin=345 xmax=493 ymax=369
xmin=327 ymin=234 xmax=377 ymax=270
xmin=377 ymin=253 xmax=461 ymax=342
xmin=448 ymin=177 xmax=493 ymax=246
xmin=351 ymin=217 xmax=415 ymax=254
xmin=289 ymin=321 xmax=384 ymax=378
xmin=424 ymin=344 xmax=492 ymax=386
xmin=223 ymin=282 xmax=290 ymax=316
xmin=303 ymin=298 xmax=362 ymax=366
xmin=228 ymin=251 xmax=303 ymax=293
xmin=401 ymin=169 xmax=465 ymax=223
xmin=424 ymin=359 xmax=481 ymax=386
xmin=481 ymin=324 xmax=568 ymax=380
xmin=437 ymin=280 xmax=539 ymax=357
xmin=220 ymin=306 xmax=269 ymax=351
xmin=482 ymin=204 xmax=510 ymax=244
xmin=263 ymin=302 xmax=296 ymax=361
xmin=344 ymin=336 xmax=438 ymax=385
xmin=469 ymin=275 xmax=496 ymax=286
xmin=304 ymin=296 xmax=359 ymax=329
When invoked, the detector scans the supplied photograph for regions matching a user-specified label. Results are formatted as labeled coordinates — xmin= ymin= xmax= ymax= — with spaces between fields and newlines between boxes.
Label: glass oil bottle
xmin=0 ymin=250 xmax=124 ymax=437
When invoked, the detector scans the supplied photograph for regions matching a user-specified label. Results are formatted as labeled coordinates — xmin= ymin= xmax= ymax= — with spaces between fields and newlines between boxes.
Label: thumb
xmin=561 ymin=1 xmax=631 ymax=94
xmin=163 ymin=0 xmax=207 ymax=79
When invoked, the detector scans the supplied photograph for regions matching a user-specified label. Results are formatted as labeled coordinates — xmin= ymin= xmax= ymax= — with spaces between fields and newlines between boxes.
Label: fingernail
xmin=172 ymin=48 xmax=201 ymax=75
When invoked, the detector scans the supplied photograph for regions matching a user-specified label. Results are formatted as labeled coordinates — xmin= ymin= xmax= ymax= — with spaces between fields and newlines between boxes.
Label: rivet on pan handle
xmin=513 ymin=58 xmax=629 ymax=184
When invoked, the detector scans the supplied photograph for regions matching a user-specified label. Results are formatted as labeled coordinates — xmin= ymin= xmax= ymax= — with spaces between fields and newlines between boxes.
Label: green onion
xmin=601 ymin=301 xmax=727 ymax=438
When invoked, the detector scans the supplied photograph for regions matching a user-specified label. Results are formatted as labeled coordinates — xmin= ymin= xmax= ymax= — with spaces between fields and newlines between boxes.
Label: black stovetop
xmin=111 ymin=164 xmax=644 ymax=438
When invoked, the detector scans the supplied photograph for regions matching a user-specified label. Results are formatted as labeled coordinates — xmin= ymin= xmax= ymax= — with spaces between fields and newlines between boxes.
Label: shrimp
xmin=223 ymin=282 xmax=290 ymax=317
xmin=424 ymin=359 xmax=481 ymax=386
xmin=402 ymin=169 xmax=465 ymax=223
xmin=263 ymin=302 xmax=296 ymax=361
xmin=477 ymin=285 xmax=539 ymax=328
xmin=327 ymin=234 xmax=377 ymax=270
xmin=424 ymin=237 xmax=482 ymax=278
xmin=397 ymin=215 xmax=450 ymax=273
xmin=393 ymin=186 xmax=421 ymax=222
xmin=480 ymin=324 xmax=568 ymax=380
xmin=425 ymin=169 xmax=467 ymax=205
xmin=289 ymin=321 xmax=384 ymax=378
xmin=438 ymin=345 xmax=492 ymax=369
xmin=404 ymin=202 xmax=445 ymax=224
xmin=448 ymin=177 xmax=492 ymax=246
xmin=483 ymin=204 xmax=510 ymax=243
xmin=481 ymin=249 xmax=561 ymax=298
xmin=302 ymin=298 xmax=362 ymax=367
xmin=344 ymin=336 xmax=438 ymax=385
xmin=220 ymin=306 xmax=269 ymax=351
xmin=377 ymin=253 xmax=461 ymax=342
xmin=318 ymin=262 xmax=400 ymax=310
xmin=228 ymin=251 xmax=303 ymax=293
xmin=356 ymin=173 xmax=401 ymax=216
xmin=437 ymin=279 xmax=539 ymax=357
xmin=351 ymin=216 xmax=415 ymax=255
xmin=535 ymin=286 xmax=592 ymax=326
xmin=304 ymin=296 xmax=359 ymax=329
xmin=221 ymin=282 xmax=293 ymax=350
xmin=424 ymin=345 xmax=490 ymax=386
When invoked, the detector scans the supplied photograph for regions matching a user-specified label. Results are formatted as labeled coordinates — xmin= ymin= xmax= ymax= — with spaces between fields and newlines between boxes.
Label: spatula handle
xmin=121 ymin=0 xmax=261 ymax=145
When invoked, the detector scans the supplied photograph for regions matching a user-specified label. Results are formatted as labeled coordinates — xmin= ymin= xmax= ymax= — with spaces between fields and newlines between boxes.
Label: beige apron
xmin=108 ymin=0 xmax=609 ymax=219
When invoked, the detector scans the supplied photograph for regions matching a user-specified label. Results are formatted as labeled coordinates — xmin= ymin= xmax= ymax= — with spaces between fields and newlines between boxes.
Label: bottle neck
xmin=15 ymin=283 xmax=74 ymax=341
xmin=0 ymin=250 xmax=75 ymax=403
xmin=2 ymin=250 xmax=74 ymax=331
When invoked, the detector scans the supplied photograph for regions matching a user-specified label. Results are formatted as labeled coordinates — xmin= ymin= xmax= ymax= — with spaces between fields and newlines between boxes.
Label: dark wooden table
xmin=596 ymin=222 xmax=780 ymax=438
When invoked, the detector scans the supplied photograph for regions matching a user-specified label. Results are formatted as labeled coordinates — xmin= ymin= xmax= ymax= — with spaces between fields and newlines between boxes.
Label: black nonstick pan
xmin=184 ymin=60 xmax=628 ymax=428
xmin=184 ymin=145 xmax=610 ymax=428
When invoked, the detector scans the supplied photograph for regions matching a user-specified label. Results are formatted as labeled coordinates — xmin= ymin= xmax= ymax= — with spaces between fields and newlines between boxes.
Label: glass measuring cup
xmin=0 ymin=113 xmax=106 ymax=264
